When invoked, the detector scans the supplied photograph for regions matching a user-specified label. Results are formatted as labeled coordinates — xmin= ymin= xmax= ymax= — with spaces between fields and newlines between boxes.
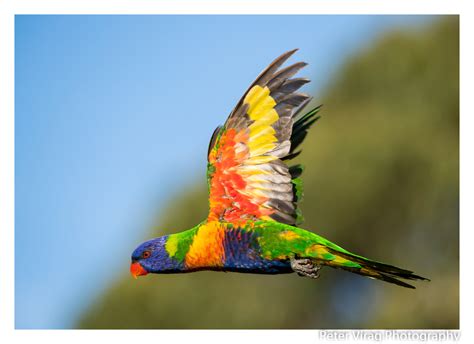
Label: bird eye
xmin=142 ymin=250 xmax=151 ymax=259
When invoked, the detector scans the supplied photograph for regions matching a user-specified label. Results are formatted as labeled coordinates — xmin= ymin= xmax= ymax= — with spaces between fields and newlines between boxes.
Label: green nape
xmin=164 ymin=224 xmax=200 ymax=261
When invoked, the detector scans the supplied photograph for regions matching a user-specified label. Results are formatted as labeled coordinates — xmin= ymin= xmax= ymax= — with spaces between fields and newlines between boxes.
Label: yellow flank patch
xmin=279 ymin=231 xmax=300 ymax=240
xmin=306 ymin=244 xmax=329 ymax=257
xmin=185 ymin=221 xmax=225 ymax=269
xmin=165 ymin=235 xmax=179 ymax=257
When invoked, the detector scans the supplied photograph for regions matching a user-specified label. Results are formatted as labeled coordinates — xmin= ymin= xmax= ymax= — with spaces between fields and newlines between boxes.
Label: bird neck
xmin=164 ymin=223 xmax=202 ymax=265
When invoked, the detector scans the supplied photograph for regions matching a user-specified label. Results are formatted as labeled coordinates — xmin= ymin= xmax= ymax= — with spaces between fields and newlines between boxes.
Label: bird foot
xmin=290 ymin=257 xmax=322 ymax=279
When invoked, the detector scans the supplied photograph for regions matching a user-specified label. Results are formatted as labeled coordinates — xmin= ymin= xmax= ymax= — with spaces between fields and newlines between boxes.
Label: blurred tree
xmin=78 ymin=17 xmax=458 ymax=329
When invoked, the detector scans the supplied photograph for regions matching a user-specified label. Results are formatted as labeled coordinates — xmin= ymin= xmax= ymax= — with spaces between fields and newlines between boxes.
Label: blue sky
xmin=15 ymin=15 xmax=433 ymax=328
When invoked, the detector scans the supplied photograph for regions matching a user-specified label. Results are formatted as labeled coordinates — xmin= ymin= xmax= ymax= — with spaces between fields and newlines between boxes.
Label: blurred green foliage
xmin=78 ymin=17 xmax=458 ymax=329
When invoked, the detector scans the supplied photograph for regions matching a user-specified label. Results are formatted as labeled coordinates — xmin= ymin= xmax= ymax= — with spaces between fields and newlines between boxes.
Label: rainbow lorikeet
xmin=130 ymin=49 xmax=428 ymax=288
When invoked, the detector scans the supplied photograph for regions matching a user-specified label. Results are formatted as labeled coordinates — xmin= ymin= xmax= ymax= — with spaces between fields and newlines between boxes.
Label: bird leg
xmin=290 ymin=257 xmax=322 ymax=279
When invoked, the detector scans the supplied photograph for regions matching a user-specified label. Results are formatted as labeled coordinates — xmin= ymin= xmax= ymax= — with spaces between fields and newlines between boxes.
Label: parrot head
xmin=130 ymin=236 xmax=182 ymax=278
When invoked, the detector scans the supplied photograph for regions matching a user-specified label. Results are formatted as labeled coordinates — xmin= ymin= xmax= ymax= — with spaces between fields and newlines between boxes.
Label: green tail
xmin=308 ymin=241 xmax=430 ymax=289
xmin=329 ymin=247 xmax=429 ymax=289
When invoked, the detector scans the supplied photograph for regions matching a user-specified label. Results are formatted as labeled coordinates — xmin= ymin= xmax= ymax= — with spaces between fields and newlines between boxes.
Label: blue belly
xmin=222 ymin=227 xmax=292 ymax=274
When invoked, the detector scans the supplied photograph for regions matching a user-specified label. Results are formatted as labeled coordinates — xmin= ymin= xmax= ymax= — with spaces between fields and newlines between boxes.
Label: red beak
xmin=130 ymin=262 xmax=148 ymax=279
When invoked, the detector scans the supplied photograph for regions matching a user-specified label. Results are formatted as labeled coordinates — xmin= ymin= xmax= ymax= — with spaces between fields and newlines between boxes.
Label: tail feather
xmin=313 ymin=246 xmax=430 ymax=289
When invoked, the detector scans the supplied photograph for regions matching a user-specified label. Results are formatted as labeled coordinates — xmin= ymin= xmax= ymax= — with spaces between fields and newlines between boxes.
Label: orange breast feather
xmin=185 ymin=221 xmax=226 ymax=269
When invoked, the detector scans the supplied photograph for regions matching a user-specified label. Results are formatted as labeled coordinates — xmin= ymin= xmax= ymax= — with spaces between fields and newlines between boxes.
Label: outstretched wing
xmin=207 ymin=49 xmax=320 ymax=226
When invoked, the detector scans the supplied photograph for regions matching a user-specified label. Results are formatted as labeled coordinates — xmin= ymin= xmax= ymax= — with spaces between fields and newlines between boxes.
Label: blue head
xmin=130 ymin=236 xmax=183 ymax=278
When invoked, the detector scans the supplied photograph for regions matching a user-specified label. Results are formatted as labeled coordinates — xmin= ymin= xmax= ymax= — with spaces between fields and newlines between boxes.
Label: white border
xmin=1 ymin=1 xmax=471 ymax=343
xmin=0 ymin=0 xmax=464 ymax=15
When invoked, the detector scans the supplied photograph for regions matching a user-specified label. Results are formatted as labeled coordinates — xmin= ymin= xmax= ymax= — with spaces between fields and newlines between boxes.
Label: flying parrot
xmin=130 ymin=49 xmax=428 ymax=289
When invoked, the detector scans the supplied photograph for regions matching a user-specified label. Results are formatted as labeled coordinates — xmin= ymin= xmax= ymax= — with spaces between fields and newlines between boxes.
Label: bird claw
xmin=290 ymin=257 xmax=322 ymax=279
